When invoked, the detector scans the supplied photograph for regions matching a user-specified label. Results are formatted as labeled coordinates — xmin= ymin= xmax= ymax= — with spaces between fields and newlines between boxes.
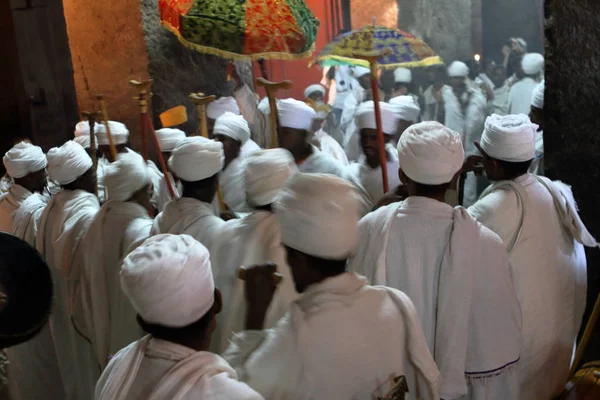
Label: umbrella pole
xmin=189 ymin=93 xmax=217 ymax=138
xmin=145 ymin=112 xmax=176 ymax=199
xmin=255 ymin=77 xmax=293 ymax=149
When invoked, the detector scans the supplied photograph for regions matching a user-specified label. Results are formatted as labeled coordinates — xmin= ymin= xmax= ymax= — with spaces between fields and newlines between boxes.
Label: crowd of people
xmin=0 ymin=37 xmax=595 ymax=400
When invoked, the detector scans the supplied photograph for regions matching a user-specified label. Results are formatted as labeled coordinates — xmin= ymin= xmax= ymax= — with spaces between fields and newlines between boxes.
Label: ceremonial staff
xmin=129 ymin=80 xmax=152 ymax=160
xmin=96 ymin=95 xmax=119 ymax=162
xmin=81 ymin=110 xmax=101 ymax=196
xmin=255 ymin=77 xmax=292 ymax=149
xmin=188 ymin=93 xmax=217 ymax=138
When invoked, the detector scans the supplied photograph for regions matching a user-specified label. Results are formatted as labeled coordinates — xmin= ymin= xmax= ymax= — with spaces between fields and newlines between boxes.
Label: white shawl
xmin=234 ymin=84 xmax=269 ymax=148
xmin=220 ymin=157 xmax=248 ymax=212
xmin=75 ymin=201 xmax=153 ymax=369
xmin=12 ymin=191 xmax=47 ymax=246
xmin=298 ymin=145 xmax=345 ymax=177
xmin=0 ymin=184 xmax=32 ymax=232
xmin=312 ymin=129 xmax=348 ymax=165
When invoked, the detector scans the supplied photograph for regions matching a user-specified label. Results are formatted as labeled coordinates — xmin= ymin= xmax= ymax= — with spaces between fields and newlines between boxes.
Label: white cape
xmin=221 ymin=157 xmax=249 ymax=212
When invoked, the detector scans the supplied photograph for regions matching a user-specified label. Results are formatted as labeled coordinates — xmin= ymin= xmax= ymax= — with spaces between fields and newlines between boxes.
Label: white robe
xmin=349 ymin=197 xmax=522 ymax=400
xmin=508 ymin=77 xmax=539 ymax=115
xmin=422 ymin=85 xmax=450 ymax=122
xmin=221 ymin=157 xmax=248 ymax=212
xmin=235 ymin=84 xmax=270 ymax=148
xmin=312 ymin=129 xmax=348 ymax=165
xmin=529 ymin=131 xmax=544 ymax=175
xmin=97 ymin=156 xmax=110 ymax=203
xmin=75 ymin=201 xmax=153 ymax=369
xmin=224 ymin=272 xmax=440 ymax=400
xmin=0 ymin=184 xmax=33 ymax=233
xmin=442 ymin=86 xmax=488 ymax=207
xmin=36 ymin=189 xmax=101 ymax=400
xmin=0 ymin=175 xmax=11 ymax=195
xmin=241 ymin=139 xmax=261 ymax=158
xmin=95 ymin=336 xmax=263 ymax=400
xmin=339 ymin=83 xmax=364 ymax=133
xmin=211 ymin=211 xmax=298 ymax=353
xmin=491 ymin=84 xmax=510 ymax=116
xmin=468 ymin=173 xmax=589 ymax=400
xmin=11 ymin=191 xmax=47 ymax=246
xmin=297 ymin=145 xmax=345 ymax=177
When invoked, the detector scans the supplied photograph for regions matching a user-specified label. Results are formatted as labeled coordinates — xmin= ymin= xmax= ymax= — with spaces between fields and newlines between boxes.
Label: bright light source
xmin=474 ymin=54 xmax=481 ymax=62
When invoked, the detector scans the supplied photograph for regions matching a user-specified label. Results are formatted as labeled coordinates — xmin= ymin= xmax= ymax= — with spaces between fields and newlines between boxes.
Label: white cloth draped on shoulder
xmin=146 ymin=160 xmax=178 ymax=212
xmin=311 ymin=128 xmax=348 ymax=165
xmin=75 ymin=201 xmax=153 ymax=369
xmin=349 ymin=198 xmax=522 ymax=400
xmin=35 ymin=189 xmax=101 ymax=400
xmin=220 ymin=157 xmax=249 ymax=212
xmin=11 ymin=191 xmax=47 ymax=246
xmin=0 ymin=184 xmax=35 ymax=233
xmin=297 ymin=145 xmax=345 ymax=177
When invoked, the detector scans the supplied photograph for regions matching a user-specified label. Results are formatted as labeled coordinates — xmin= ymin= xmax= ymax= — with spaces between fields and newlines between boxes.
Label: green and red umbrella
xmin=159 ymin=0 xmax=320 ymax=60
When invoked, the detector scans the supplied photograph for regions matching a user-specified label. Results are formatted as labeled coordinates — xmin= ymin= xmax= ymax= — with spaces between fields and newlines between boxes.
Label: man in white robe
xmin=528 ymin=80 xmax=545 ymax=174
xmin=389 ymin=95 xmax=421 ymax=142
xmin=74 ymin=120 xmax=104 ymax=201
xmin=468 ymin=113 xmax=595 ymax=400
xmin=349 ymin=121 xmax=522 ymax=400
xmin=489 ymin=65 xmax=510 ymax=116
xmin=277 ymin=99 xmax=345 ymax=177
xmin=224 ymin=173 xmax=440 ymax=399
xmin=339 ymin=66 xmax=370 ymax=133
xmin=443 ymin=61 xmax=489 ymax=207
xmin=421 ymin=64 xmax=449 ymax=123
xmin=508 ymin=53 xmax=544 ymax=115
xmin=36 ymin=141 xmax=101 ymax=399
xmin=75 ymin=151 xmax=154 ymax=369
xmin=345 ymin=101 xmax=402 ymax=216
xmin=151 ymin=127 xmax=186 ymax=211
xmin=214 ymin=112 xmax=253 ymax=212
xmin=211 ymin=149 xmax=298 ymax=353
xmin=95 ymin=234 xmax=263 ymax=400
xmin=309 ymin=109 xmax=348 ymax=165
xmin=0 ymin=141 xmax=48 ymax=235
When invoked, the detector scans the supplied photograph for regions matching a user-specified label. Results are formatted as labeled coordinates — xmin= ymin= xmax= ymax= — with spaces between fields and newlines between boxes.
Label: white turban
xmin=96 ymin=121 xmax=130 ymax=146
xmin=274 ymin=173 xmax=359 ymax=259
xmin=168 ymin=136 xmax=224 ymax=182
xmin=521 ymin=53 xmax=544 ymax=75
xmin=155 ymin=128 xmax=186 ymax=152
xmin=389 ymin=96 xmax=421 ymax=123
xmin=353 ymin=66 xmax=371 ymax=78
xmin=479 ymin=114 xmax=539 ymax=162
xmin=278 ymin=99 xmax=316 ymax=131
xmin=3 ymin=142 xmax=47 ymax=179
xmin=74 ymin=120 xmax=92 ymax=138
xmin=447 ymin=61 xmax=469 ymax=78
xmin=104 ymin=151 xmax=151 ymax=202
xmin=394 ymin=67 xmax=412 ymax=84
xmin=213 ymin=112 xmax=250 ymax=145
xmin=206 ymin=97 xmax=240 ymax=120
xmin=354 ymin=101 xmax=399 ymax=135
xmin=398 ymin=121 xmax=465 ymax=185
xmin=244 ymin=149 xmax=297 ymax=207
xmin=531 ymin=79 xmax=544 ymax=109
xmin=73 ymin=135 xmax=97 ymax=150
xmin=121 ymin=234 xmax=215 ymax=328
xmin=47 ymin=141 xmax=93 ymax=185
xmin=304 ymin=84 xmax=326 ymax=99
xmin=258 ymin=97 xmax=271 ymax=115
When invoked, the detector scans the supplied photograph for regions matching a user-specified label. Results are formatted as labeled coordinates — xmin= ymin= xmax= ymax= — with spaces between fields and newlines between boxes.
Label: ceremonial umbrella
xmin=159 ymin=0 xmax=320 ymax=61
xmin=311 ymin=25 xmax=442 ymax=69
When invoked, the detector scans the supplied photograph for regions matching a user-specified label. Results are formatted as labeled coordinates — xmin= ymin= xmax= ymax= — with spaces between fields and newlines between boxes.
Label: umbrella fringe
xmin=310 ymin=54 xmax=444 ymax=69
xmin=161 ymin=21 xmax=316 ymax=62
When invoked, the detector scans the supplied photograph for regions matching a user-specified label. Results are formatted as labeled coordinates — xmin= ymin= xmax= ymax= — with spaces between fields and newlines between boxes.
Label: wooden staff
xmin=237 ymin=266 xmax=283 ymax=285
xmin=144 ymin=112 xmax=176 ymax=198
xmin=352 ymin=49 xmax=392 ymax=193
xmin=569 ymin=293 xmax=600 ymax=378
xmin=188 ymin=93 xmax=217 ymax=138
xmin=96 ymin=95 xmax=118 ymax=162
xmin=82 ymin=111 xmax=100 ymax=196
xmin=255 ymin=77 xmax=293 ymax=149
xmin=129 ymin=79 xmax=153 ymax=160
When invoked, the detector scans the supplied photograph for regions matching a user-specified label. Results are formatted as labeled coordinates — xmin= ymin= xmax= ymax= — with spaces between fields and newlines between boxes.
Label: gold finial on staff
xmin=255 ymin=78 xmax=293 ymax=149
xmin=188 ymin=93 xmax=217 ymax=138
xmin=129 ymin=79 xmax=153 ymax=160
xmin=95 ymin=95 xmax=118 ymax=162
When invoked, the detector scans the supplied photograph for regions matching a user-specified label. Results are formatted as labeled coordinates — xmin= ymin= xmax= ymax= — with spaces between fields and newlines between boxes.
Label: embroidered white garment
xmin=350 ymin=198 xmax=522 ymax=400
xmin=75 ymin=201 xmax=153 ymax=369
xmin=224 ymin=272 xmax=440 ymax=400
xmin=35 ymin=189 xmax=101 ymax=400
xmin=469 ymin=173 xmax=592 ymax=400
xmin=95 ymin=336 xmax=263 ymax=400
xmin=297 ymin=145 xmax=345 ymax=177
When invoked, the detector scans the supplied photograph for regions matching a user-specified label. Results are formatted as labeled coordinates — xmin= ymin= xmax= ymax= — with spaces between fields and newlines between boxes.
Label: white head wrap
xmin=531 ymin=79 xmax=545 ymax=109
xmin=73 ymin=135 xmax=97 ymax=149
xmin=304 ymin=84 xmax=326 ymax=99
xmin=354 ymin=101 xmax=399 ymax=135
xmin=353 ymin=66 xmax=371 ymax=78
xmin=121 ymin=234 xmax=215 ymax=328
xmin=479 ymin=114 xmax=539 ymax=162
xmin=96 ymin=121 xmax=130 ymax=146
xmin=278 ymin=99 xmax=317 ymax=131
xmin=213 ymin=112 xmax=250 ymax=145
xmin=168 ymin=136 xmax=224 ymax=182
xmin=74 ymin=120 xmax=92 ymax=138
xmin=47 ymin=141 xmax=93 ymax=185
xmin=274 ymin=173 xmax=359 ymax=259
xmin=104 ymin=151 xmax=151 ymax=202
xmin=244 ymin=149 xmax=297 ymax=207
xmin=389 ymin=95 xmax=421 ymax=123
xmin=206 ymin=97 xmax=240 ymax=120
xmin=447 ymin=61 xmax=469 ymax=78
xmin=521 ymin=53 xmax=544 ymax=75
xmin=3 ymin=142 xmax=47 ymax=179
xmin=258 ymin=97 xmax=271 ymax=114
xmin=398 ymin=121 xmax=465 ymax=185
xmin=394 ymin=67 xmax=412 ymax=83
xmin=155 ymin=128 xmax=186 ymax=152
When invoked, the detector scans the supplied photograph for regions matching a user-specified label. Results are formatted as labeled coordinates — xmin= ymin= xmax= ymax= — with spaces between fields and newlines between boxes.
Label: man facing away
xmin=212 ymin=149 xmax=299 ymax=353
xmin=76 ymin=151 xmax=154 ymax=369
xmin=152 ymin=127 xmax=186 ymax=211
xmin=36 ymin=140 xmax=101 ymax=399
xmin=0 ymin=141 xmax=48 ymax=243
xmin=95 ymin=234 xmax=263 ymax=400
xmin=277 ymin=98 xmax=345 ymax=177
xmin=349 ymin=121 xmax=522 ymax=400
xmin=224 ymin=172 xmax=440 ymax=399
xmin=508 ymin=53 xmax=544 ymax=115
xmin=468 ymin=113 xmax=596 ymax=400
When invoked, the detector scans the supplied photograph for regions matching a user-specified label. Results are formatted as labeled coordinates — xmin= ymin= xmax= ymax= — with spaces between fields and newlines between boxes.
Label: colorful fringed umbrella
xmin=159 ymin=0 xmax=320 ymax=61
xmin=312 ymin=25 xmax=442 ymax=69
